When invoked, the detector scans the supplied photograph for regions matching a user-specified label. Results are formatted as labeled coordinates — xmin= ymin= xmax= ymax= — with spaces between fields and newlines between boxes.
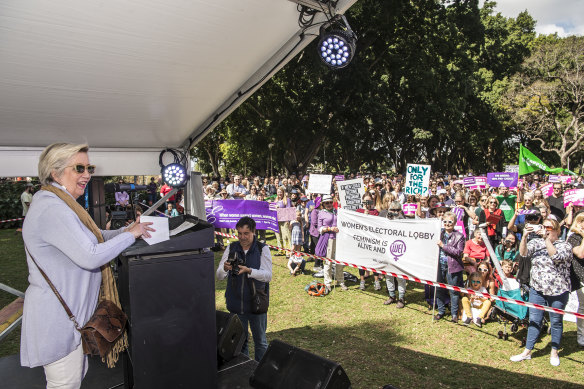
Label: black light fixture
xmin=159 ymin=148 xmax=189 ymax=188
xmin=317 ymin=15 xmax=357 ymax=69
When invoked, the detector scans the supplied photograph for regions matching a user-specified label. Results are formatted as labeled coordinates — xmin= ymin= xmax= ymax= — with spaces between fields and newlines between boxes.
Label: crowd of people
xmin=202 ymin=170 xmax=584 ymax=366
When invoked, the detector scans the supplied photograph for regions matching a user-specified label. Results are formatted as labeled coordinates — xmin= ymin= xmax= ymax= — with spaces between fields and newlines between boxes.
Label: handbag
xmin=249 ymin=279 xmax=269 ymax=314
xmin=26 ymin=247 xmax=127 ymax=358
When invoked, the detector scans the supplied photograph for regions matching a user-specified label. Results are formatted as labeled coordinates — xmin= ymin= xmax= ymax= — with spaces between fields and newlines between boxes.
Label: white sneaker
xmin=510 ymin=353 xmax=531 ymax=362
xmin=340 ymin=283 xmax=348 ymax=291
xmin=374 ymin=280 xmax=381 ymax=291
xmin=550 ymin=355 xmax=560 ymax=366
xmin=359 ymin=281 xmax=366 ymax=290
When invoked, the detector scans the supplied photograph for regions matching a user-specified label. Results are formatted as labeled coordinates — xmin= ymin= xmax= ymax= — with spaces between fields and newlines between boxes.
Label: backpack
xmin=305 ymin=281 xmax=327 ymax=296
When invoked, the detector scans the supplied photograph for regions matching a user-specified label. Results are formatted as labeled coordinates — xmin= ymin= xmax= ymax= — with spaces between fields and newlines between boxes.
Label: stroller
xmin=490 ymin=277 xmax=549 ymax=345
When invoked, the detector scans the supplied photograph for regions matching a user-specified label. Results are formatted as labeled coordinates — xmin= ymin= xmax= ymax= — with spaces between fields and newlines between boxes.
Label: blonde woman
xmin=568 ymin=212 xmax=584 ymax=348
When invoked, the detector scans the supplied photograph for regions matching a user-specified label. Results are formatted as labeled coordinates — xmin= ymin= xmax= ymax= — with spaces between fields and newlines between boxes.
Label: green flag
xmin=518 ymin=144 xmax=552 ymax=176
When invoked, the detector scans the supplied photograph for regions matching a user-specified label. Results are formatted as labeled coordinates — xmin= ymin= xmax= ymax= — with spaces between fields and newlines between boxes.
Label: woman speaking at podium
xmin=20 ymin=143 xmax=153 ymax=389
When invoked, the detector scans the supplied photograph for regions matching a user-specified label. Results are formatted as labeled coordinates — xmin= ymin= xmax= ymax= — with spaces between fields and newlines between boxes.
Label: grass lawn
xmin=2 ymin=228 xmax=583 ymax=388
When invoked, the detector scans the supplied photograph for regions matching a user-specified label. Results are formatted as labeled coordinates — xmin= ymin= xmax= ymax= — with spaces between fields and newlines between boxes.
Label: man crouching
xmin=216 ymin=217 xmax=272 ymax=361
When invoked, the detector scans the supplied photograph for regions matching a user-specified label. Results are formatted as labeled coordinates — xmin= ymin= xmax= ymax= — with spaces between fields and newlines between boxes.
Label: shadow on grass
xmin=267 ymin=322 xmax=583 ymax=389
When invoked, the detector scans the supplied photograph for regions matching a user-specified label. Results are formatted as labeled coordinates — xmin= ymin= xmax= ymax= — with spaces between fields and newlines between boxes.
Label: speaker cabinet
xmin=216 ymin=311 xmax=245 ymax=364
xmin=249 ymin=340 xmax=351 ymax=389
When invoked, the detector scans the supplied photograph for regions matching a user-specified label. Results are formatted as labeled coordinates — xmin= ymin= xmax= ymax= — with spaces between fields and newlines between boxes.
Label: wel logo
xmin=390 ymin=240 xmax=406 ymax=261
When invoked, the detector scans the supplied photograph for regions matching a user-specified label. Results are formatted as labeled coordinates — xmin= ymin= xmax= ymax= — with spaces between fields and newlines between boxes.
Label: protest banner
xmin=402 ymin=203 xmax=417 ymax=216
xmin=404 ymin=164 xmax=431 ymax=196
xmin=334 ymin=174 xmax=345 ymax=181
xmin=539 ymin=183 xmax=554 ymax=197
xmin=205 ymin=200 xmax=278 ymax=232
xmin=337 ymin=178 xmax=365 ymax=211
xmin=336 ymin=209 xmax=441 ymax=282
xmin=487 ymin=172 xmax=518 ymax=188
xmin=548 ymin=175 xmax=561 ymax=183
xmin=560 ymin=176 xmax=573 ymax=184
xmin=463 ymin=177 xmax=476 ymax=187
xmin=564 ymin=189 xmax=584 ymax=207
xmin=451 ymin=206 xmax=467 ymax=237
xmin=307 ymin=174 xmax=333 ymax=194
xmin=276 ymin=207 xmax=297 ymax=222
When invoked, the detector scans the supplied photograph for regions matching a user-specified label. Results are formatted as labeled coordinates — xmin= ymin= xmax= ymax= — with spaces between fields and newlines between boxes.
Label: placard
xmin=404 ymin=164 xmax=431 ymax=196
xmin=463 ymin=177 xmax=476 ymax=187
xmin=307 ymin=174 xmax=333 ymax=194
xmin=205 ymin=200 xmax=278 ymax=232
xmin=564 ymin=189 xmax=584 ymax=207
xmin=338 ymin=178 xmax=365 ymax=211
xmin=334 ymin=174 xmax=345 ymax=182
xmin=402 ymin=203 xmax=418 ymax=216
xmin=539 ymin=183 xmax=554 ymax=197
xmin=336 ymin=209 xmax=441 ymax=282
xmin=276 ymin=207 xmax=297 ymax=222
xmin=487 ymin=172 xmax=518 ymax=188
xmin=505 ymin=164 xmax=519 ymax=173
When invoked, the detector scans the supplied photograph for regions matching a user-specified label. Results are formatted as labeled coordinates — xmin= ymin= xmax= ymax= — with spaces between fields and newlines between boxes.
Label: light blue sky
xmin=484 ymin=0 xmax=584 ymax=36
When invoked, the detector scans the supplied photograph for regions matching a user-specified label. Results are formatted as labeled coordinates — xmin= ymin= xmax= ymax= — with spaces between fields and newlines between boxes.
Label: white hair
xmin=38 ymin=143 xmax=89 ymax=186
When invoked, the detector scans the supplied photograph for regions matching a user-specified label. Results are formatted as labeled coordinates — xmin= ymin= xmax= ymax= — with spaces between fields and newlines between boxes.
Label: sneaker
xmin=324 ymin=286 xmax=331 ymax=295
xmin=374 ymin=280 xmax=381 ymax=291
xmin=451 ymin=316 xmax=458 ymax=324
xmin=396 ymin=299 xmax=405 ymax=309
xmin=550 ymin=355 xmax=560 ymax=366
xmin=383 ymin=296 xmax=396 ymax=305
xmin=313 ymin=266 xmax=322 ymax=272
xmin=359 ymin=281 xmax=366 ymax=290
xmin=463 ymin=317 xmax=472 ymax=325
xmin=474 ymin=318 xmax=482 ymax=328
xmin=434 ymin=313 xmax=444 ymax=321
xmin=510 ymin=353 xmax=531 ymax=362
xmin=340 ymin=283 xmax=348 ymax=291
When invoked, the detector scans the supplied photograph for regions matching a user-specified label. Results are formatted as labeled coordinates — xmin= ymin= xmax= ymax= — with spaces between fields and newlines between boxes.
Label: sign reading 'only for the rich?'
xmin=404 ymin=164 xmax=431 ymax=196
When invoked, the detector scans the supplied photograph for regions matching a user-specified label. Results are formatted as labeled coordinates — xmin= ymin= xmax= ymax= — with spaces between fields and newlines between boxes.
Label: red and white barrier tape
xmin=214 ymin=231 xmax=584 ymax=320
xmin=0 ymin=217 xmax=24 ymax=224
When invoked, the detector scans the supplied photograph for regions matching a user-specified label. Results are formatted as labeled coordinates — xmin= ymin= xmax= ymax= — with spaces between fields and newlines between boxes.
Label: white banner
xmin=337 ymin=178 xmax=364 ymax=211
xmin=336 ymin=209 xmax=441 ymax=282
xmin=404 ymin=163 xmax=431 ymax=196
xmin=307 ymin=174 xmax=333 ymax=194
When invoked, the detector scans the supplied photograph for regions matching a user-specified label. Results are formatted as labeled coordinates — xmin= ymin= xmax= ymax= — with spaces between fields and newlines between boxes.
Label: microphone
xmin=105 ymin=183 xmax=149 ymax=193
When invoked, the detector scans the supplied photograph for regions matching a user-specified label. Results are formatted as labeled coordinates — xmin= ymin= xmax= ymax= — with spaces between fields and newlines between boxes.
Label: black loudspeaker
xmin=216 ymin=311 xmax=245 ymax=363
xmin=87 ymin=177 xmax=106 ymax=229
xmin=249 ymin=340 xmax=351 ymax=389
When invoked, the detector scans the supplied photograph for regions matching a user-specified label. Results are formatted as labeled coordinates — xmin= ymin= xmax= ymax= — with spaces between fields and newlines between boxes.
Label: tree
xmin=504 ymin=35 xmax=584 ymax=169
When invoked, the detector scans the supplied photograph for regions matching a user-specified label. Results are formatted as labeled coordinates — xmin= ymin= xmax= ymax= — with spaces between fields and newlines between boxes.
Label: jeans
xmin=386 ymin=277 xmax=406 ymax=299
xmin=237 ymin=313 xmax=268 ymax=362
xmin=577 ymin=287 xmax=584 ymax=346
xmin=525 ymin=288 xmax=569 ymax=350
xmin=436 ymin=261 xmax=463 ymax=318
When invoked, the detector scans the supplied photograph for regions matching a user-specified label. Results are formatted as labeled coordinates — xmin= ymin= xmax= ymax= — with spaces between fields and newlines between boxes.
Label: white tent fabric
xmin=0 ymin=0 xmax=358 ymax=176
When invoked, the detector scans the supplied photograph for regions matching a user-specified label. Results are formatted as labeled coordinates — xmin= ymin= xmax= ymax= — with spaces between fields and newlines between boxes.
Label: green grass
xmin=2 ymin=228 xmax=584 ymax=388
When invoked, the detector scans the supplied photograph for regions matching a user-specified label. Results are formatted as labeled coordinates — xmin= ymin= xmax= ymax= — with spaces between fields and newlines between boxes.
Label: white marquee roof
xmin=0 ymin=0 xmax=357 ymax=176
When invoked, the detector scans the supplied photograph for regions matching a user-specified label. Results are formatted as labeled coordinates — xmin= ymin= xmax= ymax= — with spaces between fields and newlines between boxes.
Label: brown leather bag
xmin=26 ymin=247 xmax=127 ymax=358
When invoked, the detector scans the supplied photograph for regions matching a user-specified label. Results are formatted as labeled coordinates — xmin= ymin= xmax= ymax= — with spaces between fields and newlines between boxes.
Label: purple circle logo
xmin=390 ymin=240 xmax=407 ymax=261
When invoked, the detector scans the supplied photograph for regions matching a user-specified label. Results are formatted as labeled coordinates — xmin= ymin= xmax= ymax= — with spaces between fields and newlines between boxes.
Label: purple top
xmin=317 ymin=209 xmax=337 ymax=240
xmin=276 ymin=198 xmax=291 ymax=208
xmin=309 ymin=208 xmax=320 ymax=237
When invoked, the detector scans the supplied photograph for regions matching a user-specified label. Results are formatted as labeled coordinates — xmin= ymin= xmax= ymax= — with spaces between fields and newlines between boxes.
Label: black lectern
xmin=117 ymin=215 xmax=216 ymax=388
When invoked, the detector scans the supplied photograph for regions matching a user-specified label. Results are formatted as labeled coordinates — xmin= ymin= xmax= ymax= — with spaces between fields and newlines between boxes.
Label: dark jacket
xmin=225 ymin=239 xmax=268 ymax=314
xmin=440 ymin=230 xmax=465 ymax=273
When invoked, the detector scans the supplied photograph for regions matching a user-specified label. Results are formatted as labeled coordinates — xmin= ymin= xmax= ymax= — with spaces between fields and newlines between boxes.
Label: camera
xmin=110 ymin=207 xmax=134 ymax=230
xmin=226 ymin=251 xmax=245 ymax=276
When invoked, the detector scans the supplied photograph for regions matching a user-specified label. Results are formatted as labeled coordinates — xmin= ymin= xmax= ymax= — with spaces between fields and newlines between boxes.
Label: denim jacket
xmin=440 ymin=230 xmax=465 ymax=273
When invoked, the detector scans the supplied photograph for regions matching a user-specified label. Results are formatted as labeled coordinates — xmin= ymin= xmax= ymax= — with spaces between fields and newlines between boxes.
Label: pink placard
xmin=564 ymin=189 xmax=584 ymax=207
xmin=402 ymin=203 xmax=418 ymax=216
xmin=276 ymin=207 xmax=297 ymax=222
xmin=539 ymin=183 xmax=554 ymax=197
xmin=560 ymin=176 xmax=573 ymax=184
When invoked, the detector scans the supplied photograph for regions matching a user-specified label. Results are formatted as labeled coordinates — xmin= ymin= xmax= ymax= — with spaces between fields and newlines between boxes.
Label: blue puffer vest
xmin=225 ymin=239 xmax=268 ymax=314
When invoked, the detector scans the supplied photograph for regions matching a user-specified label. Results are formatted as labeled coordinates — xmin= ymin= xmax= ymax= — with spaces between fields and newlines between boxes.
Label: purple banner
xmin=334 ymin=175 xmax=345 ymax=181
xmin=487 ymin=172 xmax=518 ymax=188
xmin=463 ymin=177 xmax=476 ymax=187
xmin=205 ymin=200 xmax=278 ymax=232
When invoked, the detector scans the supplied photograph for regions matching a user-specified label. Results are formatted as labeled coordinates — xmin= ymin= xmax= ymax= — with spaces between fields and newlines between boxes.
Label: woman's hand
xmin=126 ymin=217 xmax=155 ymax=239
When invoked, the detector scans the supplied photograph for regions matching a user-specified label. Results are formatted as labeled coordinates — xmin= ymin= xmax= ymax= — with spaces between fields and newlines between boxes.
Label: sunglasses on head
xmin=70 ymin=164 xmax=95 ymax=174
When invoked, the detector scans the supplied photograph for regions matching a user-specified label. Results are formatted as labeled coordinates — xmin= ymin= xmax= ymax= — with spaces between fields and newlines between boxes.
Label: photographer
xmin=216 ymin=217 xmax=272 ymax=361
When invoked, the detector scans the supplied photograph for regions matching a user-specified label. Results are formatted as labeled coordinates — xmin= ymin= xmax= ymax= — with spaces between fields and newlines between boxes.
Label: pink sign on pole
xmin=564 ymin=189 xmax=584 ymax=207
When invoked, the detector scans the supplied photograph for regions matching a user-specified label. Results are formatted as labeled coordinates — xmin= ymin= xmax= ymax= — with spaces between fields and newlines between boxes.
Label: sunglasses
xmin=544 ymin=225 xmax=555 ymax=231
xmin=443 ymin=220 xmax=454 ymax=225
xmin=478 ymin=268 xmax=489 ymax=272
xmin=470 ymin=280 xmax=482 ymax=284
xmin=480 ymin=198 xmax=487 ymax=202
xmin=489 ymin=201 xmax=497 ymax=204
xmin=390 ymin=209 xmax=401 ymax=212
xmin=70 ymin=164 xmax=95 ymax=174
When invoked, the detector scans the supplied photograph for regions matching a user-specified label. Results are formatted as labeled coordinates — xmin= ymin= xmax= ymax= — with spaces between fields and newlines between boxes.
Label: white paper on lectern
xmin=140 ymin=216 xmax=170 ymax=245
